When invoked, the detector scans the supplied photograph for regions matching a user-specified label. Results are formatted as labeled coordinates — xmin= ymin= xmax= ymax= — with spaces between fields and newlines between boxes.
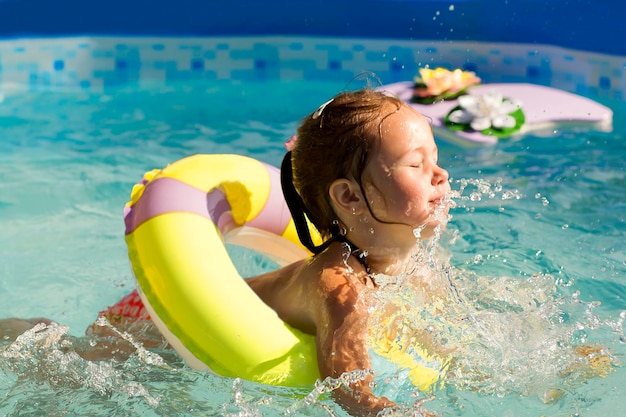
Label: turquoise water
xmin=0 ymin=79 xmax=624 ymax=416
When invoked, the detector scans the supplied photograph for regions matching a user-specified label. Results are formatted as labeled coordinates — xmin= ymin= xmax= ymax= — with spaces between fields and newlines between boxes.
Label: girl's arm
xmin=315 ymin=268 xmax=396 ymax=416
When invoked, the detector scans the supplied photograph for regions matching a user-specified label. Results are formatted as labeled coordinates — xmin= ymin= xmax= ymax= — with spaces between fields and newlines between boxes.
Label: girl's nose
xmin=433 ymin=165 xmax=449 ymax=186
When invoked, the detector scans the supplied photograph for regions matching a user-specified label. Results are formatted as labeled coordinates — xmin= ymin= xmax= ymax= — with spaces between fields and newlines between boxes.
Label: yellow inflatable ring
xmin=124 ymin=154 xmax=319 ymax=386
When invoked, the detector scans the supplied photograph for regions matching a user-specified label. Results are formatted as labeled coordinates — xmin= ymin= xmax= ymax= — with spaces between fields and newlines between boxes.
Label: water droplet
xmin=502 ymin=190 xmax=520 ymax=200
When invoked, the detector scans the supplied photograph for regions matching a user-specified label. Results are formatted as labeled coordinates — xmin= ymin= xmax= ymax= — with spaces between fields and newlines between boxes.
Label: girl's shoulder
xmin=313 ymin=243 xmax=373 ymax=298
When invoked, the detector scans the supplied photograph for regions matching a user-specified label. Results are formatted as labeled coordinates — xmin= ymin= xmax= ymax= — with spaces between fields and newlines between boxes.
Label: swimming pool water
xmin=0 ymin=79 xmax=624 ymax=416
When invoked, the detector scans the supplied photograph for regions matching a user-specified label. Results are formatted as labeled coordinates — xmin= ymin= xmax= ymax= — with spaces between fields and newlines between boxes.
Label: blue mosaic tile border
xmin=0 ymin=36 xmax=624 ymax=99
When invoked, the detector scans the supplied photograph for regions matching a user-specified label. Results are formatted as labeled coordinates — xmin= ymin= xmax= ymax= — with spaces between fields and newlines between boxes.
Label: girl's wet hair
xmin=281 ymin=88 xmax=402 ymax=253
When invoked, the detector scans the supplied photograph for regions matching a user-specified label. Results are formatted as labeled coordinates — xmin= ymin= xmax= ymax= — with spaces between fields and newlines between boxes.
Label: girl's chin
xmin=413 ymin=219 xmax=448 ymax=239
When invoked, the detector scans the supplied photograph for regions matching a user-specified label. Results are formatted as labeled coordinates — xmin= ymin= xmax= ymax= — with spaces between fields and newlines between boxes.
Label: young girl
xmin=0 ymin=89 xmax=613 ymax=416
xmin=247 ymin=88 xmax=451 ymax=415
xmin=0 ymin=89 xmax=449 ymax=415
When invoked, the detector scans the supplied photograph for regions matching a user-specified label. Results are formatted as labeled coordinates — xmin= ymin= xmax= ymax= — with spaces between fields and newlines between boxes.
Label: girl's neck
xmin=347 ymin=234 xmax=419 ymax=277
xmin=367 ymin=251 xmax=416 ymax=276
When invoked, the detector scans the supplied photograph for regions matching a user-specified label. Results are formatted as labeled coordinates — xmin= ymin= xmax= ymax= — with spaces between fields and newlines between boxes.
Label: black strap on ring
xmin=280 ymin=152 xmax=334 ymax=254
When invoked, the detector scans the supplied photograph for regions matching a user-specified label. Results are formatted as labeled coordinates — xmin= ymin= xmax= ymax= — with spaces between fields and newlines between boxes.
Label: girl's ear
xmin=328 ymin=179 xmax=363 ymax=215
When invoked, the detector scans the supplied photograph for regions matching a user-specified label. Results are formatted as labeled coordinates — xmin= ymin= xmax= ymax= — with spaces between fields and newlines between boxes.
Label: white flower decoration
xmin=448 ymin=90 xmax=522 ymax=131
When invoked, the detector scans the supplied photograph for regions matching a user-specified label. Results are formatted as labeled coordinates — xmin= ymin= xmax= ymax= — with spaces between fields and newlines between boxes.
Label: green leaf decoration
xmin=411 ymin=85 xmax=474 ymax=105
xmin=443 ymin=104 xmax=526 ymax=139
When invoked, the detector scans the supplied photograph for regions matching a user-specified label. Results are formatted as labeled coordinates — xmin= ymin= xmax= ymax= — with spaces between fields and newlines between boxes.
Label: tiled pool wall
xmin=0 ymin=37 xmax=624 ymax=99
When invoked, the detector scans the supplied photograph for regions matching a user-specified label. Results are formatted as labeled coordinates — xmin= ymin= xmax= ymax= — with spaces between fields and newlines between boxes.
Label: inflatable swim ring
xmin=123 ymin=154 xmax=319 ymax=386
xmin=123 ymin=153 xmax=447 ymax=392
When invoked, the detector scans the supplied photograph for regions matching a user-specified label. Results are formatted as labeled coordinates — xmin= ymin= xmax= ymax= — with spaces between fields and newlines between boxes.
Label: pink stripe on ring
xmin=245 ymin=162 xmax=292 ymax=237
xmin=124 ymin=177 xmax=233 ymax=235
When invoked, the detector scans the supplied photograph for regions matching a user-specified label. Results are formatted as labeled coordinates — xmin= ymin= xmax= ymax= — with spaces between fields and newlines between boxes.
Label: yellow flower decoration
xmin=413 ymin=67 xmax=481 ymax=104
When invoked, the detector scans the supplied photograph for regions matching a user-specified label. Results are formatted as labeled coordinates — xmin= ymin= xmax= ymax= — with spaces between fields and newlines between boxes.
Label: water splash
xmin=353 ymin=186 xmax=621 ymax=410
xmin=0 ymin=321 xmax=161 ymax=407
xmin=92 ymin=316 xmax=168 ymax=367
xmin=451 ymin=177 xmax=522 ymax=208
xmin=284 ymin=370 xmax=433 ymax=417
xmin=219 ymin=377 xmax=271 ymax=417
xmin=285 ymin=370 xmax=370 ymax=416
